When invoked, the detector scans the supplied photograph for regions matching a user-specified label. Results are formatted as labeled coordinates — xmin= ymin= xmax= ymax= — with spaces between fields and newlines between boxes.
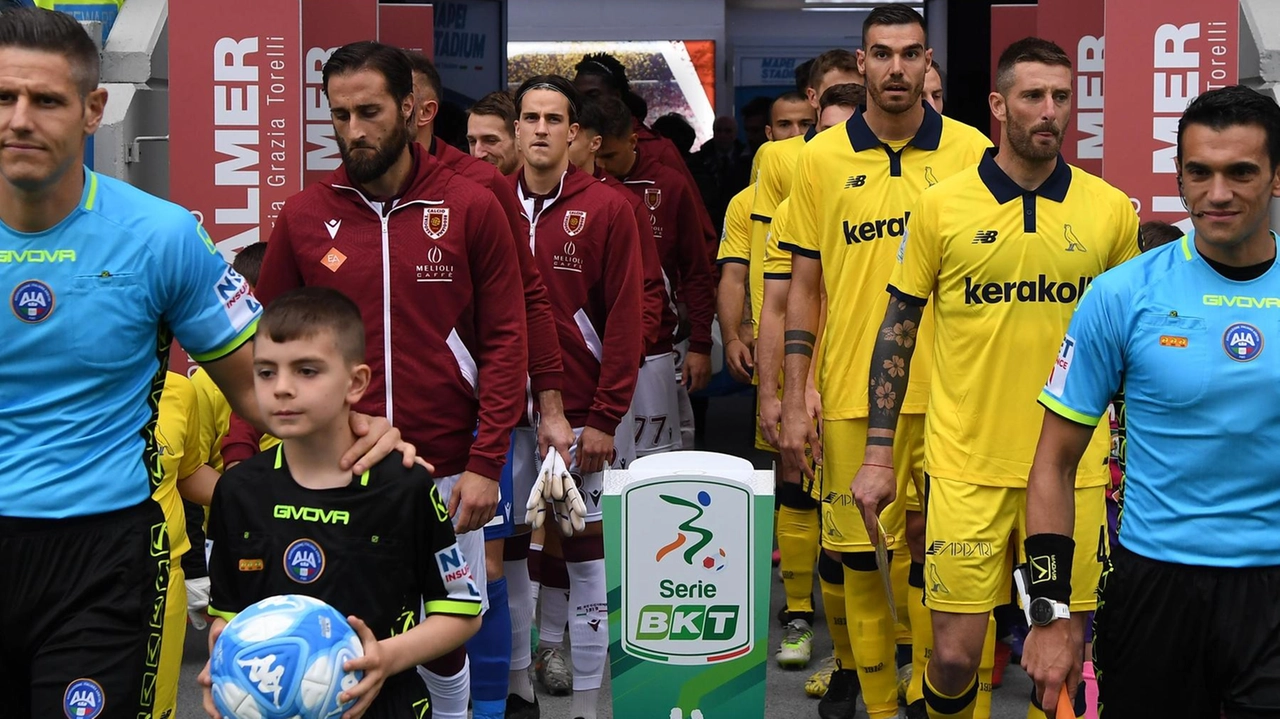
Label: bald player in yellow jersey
xmin=778 ymin=8 xmax=991 ymax=719
xmin=853 ymin=39 xmax=1138 ymax=719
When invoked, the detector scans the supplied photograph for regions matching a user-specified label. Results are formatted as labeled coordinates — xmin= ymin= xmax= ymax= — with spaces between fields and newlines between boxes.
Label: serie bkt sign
xmin=621 ymin=478 xmax=754 ymax=664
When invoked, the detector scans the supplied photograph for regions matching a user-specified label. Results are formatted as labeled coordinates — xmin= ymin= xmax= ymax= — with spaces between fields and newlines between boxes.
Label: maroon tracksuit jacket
xmin=595 ymin=165 xmax=667 ymax=350
xmin=506 ymin=165 xmax=643 ymax=435
xmin=255 ymin=144 xmax=527 ymax=479
xmin=617 ymin=143 xmax=716 ymax=356
xmin=429 ymin=137 xmax=563 ymax=395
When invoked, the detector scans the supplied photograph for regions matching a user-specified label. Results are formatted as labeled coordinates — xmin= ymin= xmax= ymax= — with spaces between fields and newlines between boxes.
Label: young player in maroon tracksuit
xmin=252 ymin=42 xmax=527 ymax=719
xmin=405 ymin=51 xmax=577 ymax=719
xmin=594 ymin=95 xmax=715 ymax=456
xmin=506 ymin=74 xmax=644 ymax=719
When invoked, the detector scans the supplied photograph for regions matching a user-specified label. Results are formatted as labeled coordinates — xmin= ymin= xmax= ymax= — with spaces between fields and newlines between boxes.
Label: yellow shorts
xmin=157 ymin=563 xmax=189 ymax=719
xmin=816 ymin=415 xmax=925 ymax=553
xmin=923 ymin=478 xmax=1107 ymax=613
xmin=904 ymin=470 xmax=922 ymax=513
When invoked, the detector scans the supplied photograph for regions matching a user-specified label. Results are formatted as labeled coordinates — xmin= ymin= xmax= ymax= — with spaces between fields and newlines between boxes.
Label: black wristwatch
xmin=1029 ymin=597 xmax=1070 ymax=627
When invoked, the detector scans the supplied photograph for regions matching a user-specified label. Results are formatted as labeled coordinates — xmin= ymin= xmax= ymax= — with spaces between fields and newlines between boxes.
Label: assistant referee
xmin=1026 ymin=85 xmax=1280 ymax=717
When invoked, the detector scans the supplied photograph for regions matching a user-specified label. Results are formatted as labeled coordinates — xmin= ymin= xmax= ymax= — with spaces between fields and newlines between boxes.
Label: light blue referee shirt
xmin=1039 ymin=230 xmax=1280 ymax=567
xmin=0 ymin=168 xmax=260 ymax=518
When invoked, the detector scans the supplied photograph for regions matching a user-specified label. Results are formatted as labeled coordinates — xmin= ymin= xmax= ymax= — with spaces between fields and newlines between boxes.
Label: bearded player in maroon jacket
xmin=254 ymin=42 xmax=527 ymax=719
xmin=504 ymin=74 xmax=644 ymax=719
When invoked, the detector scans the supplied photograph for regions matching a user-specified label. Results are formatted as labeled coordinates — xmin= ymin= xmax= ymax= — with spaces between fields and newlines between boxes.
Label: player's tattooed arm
xmin=784 ymin=329 xmax=816 ymax=357
xmin=867 ymin=297 xmax=923 ymax=435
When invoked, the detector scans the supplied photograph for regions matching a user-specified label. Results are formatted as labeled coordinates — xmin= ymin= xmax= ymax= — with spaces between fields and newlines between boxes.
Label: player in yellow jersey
xmin=778 ymin=8 xmax=991 ymax=719
xmin=719 ymin=92 xmax=816 ymax=391
xmin=152 ymin=370 xmax=224 ymax=719
xmin=758 ymin=81 xmax=864 ymax=708
xmin=742 ymin=49 xmax=864 ymax=678
xmin=851 ymin=39 xmax=1139 ymax=719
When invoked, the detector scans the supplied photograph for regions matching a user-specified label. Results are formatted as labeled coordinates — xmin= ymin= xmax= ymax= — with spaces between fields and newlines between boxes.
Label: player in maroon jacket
xmin=505 ymin=74 xmax=644 ymax=719
xmin=253 ymin=42 xmax=527 ymax=719
xmin=573 ymin=53 xmax=718 ymax=259
xmin=569 ymin=97 xmax=666 ymax=356
xmin=405 ymin=51 xmax=577 ymax=719
xmin=594 ymin=95 xmax=714 ymax=457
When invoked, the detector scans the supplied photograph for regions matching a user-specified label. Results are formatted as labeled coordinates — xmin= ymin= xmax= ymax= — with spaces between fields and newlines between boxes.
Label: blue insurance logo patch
xmin=11 ymin=279 xmax=54 ymax=323
xmin=63 ymin=678 xmax=105 ymax=719
xmin=1223 ymin=322 xmax=1263 ymax=362
xmin=283 ymin=538 xmax=325 ymax=583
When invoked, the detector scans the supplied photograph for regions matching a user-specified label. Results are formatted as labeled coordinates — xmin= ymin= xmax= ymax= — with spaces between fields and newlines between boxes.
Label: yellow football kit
xmin=154 ymin=371 xmax=205 ymax=717
xmin=890 ymin=149 xmax=1140 ymax=612
xmin=782 ymin=105 xmax=991 ymax=551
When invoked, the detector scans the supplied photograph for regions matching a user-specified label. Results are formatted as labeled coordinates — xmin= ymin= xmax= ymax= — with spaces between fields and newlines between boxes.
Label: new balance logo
xmin=972 ymin=230 xmax=998 ymax=244
xmin=844 ymin=175 xmax=867 ymax=189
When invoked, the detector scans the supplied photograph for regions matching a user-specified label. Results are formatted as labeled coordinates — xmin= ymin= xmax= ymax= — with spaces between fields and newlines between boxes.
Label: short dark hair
xmin=514 ymin=74 xmax=581 ymax=124
xmin=596 ymin=95 xmax=636 ymax=140
xmin=820 ymin=83 xmax=866 ymax=112
xmin=1139 ymin=221 xmax=1184 ymax=252
xmin=574 ymin=52 xmax=630 ymax=94
xmin=863 ymin=4 xmax=927 ymax=43
xmin=257 ymin=287 xmax=366 ymax=366
xmin=930 ymin=59 xmax=945 ymax=87
xmin=768 ymin=91 xmax=809 ymax=121
xmin=794 ymin=59 xmax=814 ymax=95
xmin=1178 ymin=85 xmax=1280 ymax=170
xmin=741 ymin=96 xmax=773 ymax=124
xmin=576 ymin=97 xmax=607 ymax=135
xmin=651 ymin=113 xmax=695 ymax=155
xmin=0 ymin=8 xmax=99 ymax=96
xmin=622 ymin=90 xmax=648 ymax=123
xmin=404 ymin=49 xmax=443 ymax=101
xmin=323 ymin=41 xmax=414 ymax=103
xmin=468 ymin=91 xmax=517 ymax=137
xmin=808 ymin=49 xmax=860 ymax=92
xmin=232 ymin=242 xmax=268 ymax=287
xmin=995 ymin=37 xmax=1072 ymax=95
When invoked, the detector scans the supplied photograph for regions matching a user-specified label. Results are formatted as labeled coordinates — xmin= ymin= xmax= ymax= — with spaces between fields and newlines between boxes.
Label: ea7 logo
xmin=972 ymin=230 xmax=998 ymax=244
xmin=844 ymin=175 xmax=866 ymax=189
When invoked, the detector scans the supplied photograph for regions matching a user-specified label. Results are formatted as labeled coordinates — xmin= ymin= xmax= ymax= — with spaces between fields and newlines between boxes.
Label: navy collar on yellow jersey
xmin=804 ymin=124 xmax=818 ymax=142
xmin=844 ymin=101 xmax=943 ymax=153
xmin=977 ymin=147 xmax=1072 ymax=204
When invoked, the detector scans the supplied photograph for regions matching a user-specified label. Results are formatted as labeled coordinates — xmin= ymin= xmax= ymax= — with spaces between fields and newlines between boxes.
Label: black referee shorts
xmin=0 ymin=499 xmax=170 ymax=719
xmin=1094 ymin=543 xmax=1280 ymax=719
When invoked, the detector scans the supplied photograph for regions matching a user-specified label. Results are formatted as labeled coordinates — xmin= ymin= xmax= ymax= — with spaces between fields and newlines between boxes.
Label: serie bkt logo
xmin=622 ymin=479 xmax=753 ymax=665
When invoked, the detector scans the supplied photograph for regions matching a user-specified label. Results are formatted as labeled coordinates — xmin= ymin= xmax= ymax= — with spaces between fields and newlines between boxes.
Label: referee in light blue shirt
xmin=1020 ymin=85 xmax=1280 ymax=718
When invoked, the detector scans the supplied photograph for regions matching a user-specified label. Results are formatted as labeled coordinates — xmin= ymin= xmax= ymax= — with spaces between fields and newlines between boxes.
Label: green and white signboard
xmin=604 ymin=451 xmax=775 ymax=719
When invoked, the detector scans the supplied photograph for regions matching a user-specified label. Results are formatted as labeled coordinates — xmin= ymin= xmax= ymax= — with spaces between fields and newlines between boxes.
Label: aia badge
xmin=11 ymin=279 xmax=54 ymax=323
xmin=1223 ymin=322 xmax=1263 ymax=362
xmin=63 ymin=678 xmax=105 ymax=719
xmin=643 ymin=187 xmax=661 ymax=211
xmin=284 ymin=538 xmax=325 ymax=584
xmin=563 ymin=210 xmax=587 ymax=237
xmin=423 ymin=207 xmax=450 ymax=240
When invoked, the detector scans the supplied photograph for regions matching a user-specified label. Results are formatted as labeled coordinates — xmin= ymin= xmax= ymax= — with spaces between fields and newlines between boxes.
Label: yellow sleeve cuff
xmin=1037 ymin=392 xmax=1103 ymax=427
